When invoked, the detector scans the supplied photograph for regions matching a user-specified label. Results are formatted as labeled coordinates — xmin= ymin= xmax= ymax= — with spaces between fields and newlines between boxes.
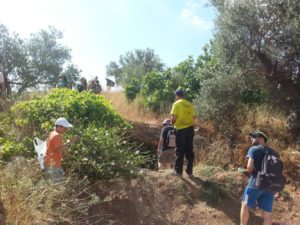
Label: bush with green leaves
xmin=194 ymin=70 xmax=270 ymax=132
xmin=124 ymin=77 xmax=141 ymax=102
xmin=0 ymin=88 xmax=147 ymax=179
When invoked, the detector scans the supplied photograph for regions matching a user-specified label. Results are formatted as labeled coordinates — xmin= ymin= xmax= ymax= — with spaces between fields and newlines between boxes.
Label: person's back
xmin=170 ymin=89 xmax=196 ymax=177
xmin=241 ymin=131 xmax=278 ymax=225
xmin=157 ymin=119 xmax=175 ymax=170
xmin=171 ymin=98 xmax=195 ymax=129
xmin=246 ymin=145 xmax=277 ymax=189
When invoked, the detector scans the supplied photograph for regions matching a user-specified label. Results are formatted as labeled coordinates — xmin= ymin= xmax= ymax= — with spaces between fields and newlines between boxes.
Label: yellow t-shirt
xmin=171 ymin=99 xmax=196 ymax=130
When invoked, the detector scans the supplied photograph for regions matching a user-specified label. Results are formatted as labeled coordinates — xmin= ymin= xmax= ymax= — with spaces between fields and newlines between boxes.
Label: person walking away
xmin=44 ymin=118 xmax=78 ymax=182
xmin=170 ymin=89 xmax=196 ymax=177
xmin=157 ymin=119 xmax=176 ymax=170
xmin=240 ymin=130 xmax=281 ymax=225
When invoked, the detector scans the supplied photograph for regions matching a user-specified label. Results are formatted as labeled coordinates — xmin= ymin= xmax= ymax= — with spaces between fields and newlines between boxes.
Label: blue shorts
xmin=242 ymin=187 xmax=274 ymax=212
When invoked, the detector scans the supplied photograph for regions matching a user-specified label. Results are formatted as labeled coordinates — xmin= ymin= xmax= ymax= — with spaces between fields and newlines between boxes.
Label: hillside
xmin=1 ymin=91 xmax=300 ymax=225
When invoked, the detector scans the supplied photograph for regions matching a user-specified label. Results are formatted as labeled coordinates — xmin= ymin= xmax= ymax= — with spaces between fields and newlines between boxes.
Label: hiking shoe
xmin=187 ymin=174 xmax=194 ymax=178
xmin=171 ymin=171 xmax=182 ymax=177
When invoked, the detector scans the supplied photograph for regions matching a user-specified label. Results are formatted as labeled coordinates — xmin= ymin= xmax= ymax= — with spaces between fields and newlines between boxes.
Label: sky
xmin=0 ymin=0 xmax=216 ymax=86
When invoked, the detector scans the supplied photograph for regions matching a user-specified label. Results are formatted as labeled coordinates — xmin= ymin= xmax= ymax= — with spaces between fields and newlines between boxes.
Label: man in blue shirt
xmin=240 ymin=130 xmax=276 ymax=225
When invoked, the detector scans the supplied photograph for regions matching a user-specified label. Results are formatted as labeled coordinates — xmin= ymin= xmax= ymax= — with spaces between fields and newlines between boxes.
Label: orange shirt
xmin=44 ymin=130 xmax=63 ymax=167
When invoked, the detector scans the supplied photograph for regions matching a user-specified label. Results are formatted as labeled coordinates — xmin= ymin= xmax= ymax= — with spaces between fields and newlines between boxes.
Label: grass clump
xmin=0 ymin=157 xmax=101 ymax=225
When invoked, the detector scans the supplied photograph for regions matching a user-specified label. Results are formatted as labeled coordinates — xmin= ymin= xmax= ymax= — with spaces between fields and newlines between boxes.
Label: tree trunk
xmin=256 ymin=51 xmax=300 ymax=138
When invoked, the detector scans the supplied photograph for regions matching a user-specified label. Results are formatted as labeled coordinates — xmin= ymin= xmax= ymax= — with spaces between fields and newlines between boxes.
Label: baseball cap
xmin=175 ymin=89 xmax=184 ymax=97
xmin=249 ymin=130 xmax=269 ymax=141
xmin=162 ymin=119 xmax=171 ymax=125
xmin=55 ymin=117 xmax=73 ymax=128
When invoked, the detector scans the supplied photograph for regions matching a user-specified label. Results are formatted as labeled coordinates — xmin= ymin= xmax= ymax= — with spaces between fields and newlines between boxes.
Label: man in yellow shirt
xmin=170 ymin=89 xmax=196 ymax=177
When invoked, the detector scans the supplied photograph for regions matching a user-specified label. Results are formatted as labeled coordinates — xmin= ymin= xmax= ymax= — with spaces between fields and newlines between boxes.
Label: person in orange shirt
xmin=44 ymin=117 xmax=78 ymax=182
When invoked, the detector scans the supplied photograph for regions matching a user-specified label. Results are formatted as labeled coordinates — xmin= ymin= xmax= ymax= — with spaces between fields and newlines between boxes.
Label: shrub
xmin=194 ymin=71 xmax=269 ymax=133
xmin=0 ymin=89 xmax=147 ymax=179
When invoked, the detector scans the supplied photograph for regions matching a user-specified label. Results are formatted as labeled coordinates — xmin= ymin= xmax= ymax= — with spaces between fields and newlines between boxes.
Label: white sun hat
xmin=55 ymin=117 xmax=73 ymax=128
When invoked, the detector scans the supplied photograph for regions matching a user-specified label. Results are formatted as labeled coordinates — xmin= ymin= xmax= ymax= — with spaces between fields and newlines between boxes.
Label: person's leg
xmin=240 ymin=203 xmax=250 ymax=225
xmin=262 ymin=211 xmax=272 ymax=225
xmin=257 ymin=191 xmax=274 ymax=225
xmin=241 ymin=188 xmax=258 ymax=225
xmin=174 ymin=129 xmax=186 ymax=175
xmin=185 ymin=126 xmax=194 ymax=175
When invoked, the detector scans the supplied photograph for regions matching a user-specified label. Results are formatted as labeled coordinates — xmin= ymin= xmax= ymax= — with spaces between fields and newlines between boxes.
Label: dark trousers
xmin=174 ymin=126 xmax=194 ymax=175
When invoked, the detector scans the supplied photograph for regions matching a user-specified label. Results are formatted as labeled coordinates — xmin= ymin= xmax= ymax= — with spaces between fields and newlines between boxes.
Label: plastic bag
xmin=33 ymin=137 xmax=47 ymax=169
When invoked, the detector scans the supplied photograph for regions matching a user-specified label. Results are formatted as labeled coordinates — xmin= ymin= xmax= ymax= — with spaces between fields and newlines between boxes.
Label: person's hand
xmin=274 ymin=192 xmax=280 ymax=200
xmin=69 ymin=135 xmax=79 ymax=145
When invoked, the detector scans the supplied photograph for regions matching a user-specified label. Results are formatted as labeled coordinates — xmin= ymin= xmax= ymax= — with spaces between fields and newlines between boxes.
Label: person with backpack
xmin=44 ymin=118 xmax=78 ymax=182
xmin=170 ymin=89 xmax=196 ymax=177
xmin=240 ymin=130 xmax=285 ymax=225
xmin=157 ymin=119 xmax=176 ymax=170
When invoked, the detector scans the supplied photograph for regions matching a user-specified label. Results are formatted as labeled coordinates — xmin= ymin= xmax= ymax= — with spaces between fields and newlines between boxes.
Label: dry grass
xmin=102 ymin=91 xmax=169 ymax=125
xmin=0 ymin=157 xmax=100 ymax=225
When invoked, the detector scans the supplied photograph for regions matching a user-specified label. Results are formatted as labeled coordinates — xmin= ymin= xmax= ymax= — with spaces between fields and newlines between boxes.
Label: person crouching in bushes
xmin=157 ymin=119 xmax=176 ymax=170
xmin=44 ymin=118 xmax=78 ymax=183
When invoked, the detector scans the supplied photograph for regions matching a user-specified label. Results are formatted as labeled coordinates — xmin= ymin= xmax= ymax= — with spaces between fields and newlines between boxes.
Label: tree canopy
xmin=106 ymin=48 xmax=164 ymax=86
xmin=210 ymin=0 xmax=300 ymax=136
xmin=0 ymin=24 xmax=80 ymax=94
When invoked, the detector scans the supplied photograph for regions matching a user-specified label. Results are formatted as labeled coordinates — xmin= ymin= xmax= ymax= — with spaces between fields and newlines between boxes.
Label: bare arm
xmin=246 ymin=157 xmax=255 ymax=174
xmin=171 ymin=114 xmax=176 ymax=125
xmin=157 ymin=138 xmax=164 ymax=152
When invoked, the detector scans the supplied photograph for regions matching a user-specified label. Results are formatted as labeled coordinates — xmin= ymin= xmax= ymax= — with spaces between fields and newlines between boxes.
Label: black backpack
xmin=255 ymin=149 xmax=286 ymax=192
xmin=166 ymin=127 xmax=176 ymax=148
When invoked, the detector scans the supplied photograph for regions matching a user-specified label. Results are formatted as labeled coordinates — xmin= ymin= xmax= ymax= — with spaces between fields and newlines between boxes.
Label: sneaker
xmin=171 ymin=171 xmax=182 ymax=177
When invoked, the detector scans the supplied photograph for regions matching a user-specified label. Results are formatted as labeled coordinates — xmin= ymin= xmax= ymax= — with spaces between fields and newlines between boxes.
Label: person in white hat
xmin=44 ymin=117 xmax=78 ymax=182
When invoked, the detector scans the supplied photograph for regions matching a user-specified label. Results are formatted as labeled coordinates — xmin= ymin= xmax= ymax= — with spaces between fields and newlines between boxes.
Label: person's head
xmin=54 ymin=117 xmax=73 ymax=133
xmin=249 ymin=130 xmax=269 ymax=145
xmin=162 ymin=119 xmax=171 ymax=126
xmin=175 ymin=89 xmax=184 ymax=100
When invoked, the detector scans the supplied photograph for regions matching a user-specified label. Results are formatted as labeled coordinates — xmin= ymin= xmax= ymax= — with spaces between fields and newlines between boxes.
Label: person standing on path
xmin=170 ymin=89 xmax=196 ymax=177
xmin=240 ymin=131 xmax=277 ymax=225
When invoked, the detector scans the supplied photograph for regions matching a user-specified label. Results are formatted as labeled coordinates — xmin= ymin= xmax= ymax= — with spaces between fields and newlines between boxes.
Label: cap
xmin=175 ymin=89 xmax=184 ymax=97
xmin=162 ymin=119 xmax=171 ymax=126
xmin=55 ymin=117 xmax=73 ymax=128
xmin=249 ymin=131 xmax=269 ymax=141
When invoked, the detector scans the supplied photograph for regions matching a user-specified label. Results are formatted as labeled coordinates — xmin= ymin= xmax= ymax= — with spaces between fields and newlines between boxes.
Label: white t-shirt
xmin=0 ymin=72 xmax=4 ymax=84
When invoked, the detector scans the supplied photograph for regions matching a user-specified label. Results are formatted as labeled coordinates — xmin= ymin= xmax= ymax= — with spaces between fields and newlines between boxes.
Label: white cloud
xmin=180 ymin=0 xmax=212 ymax=30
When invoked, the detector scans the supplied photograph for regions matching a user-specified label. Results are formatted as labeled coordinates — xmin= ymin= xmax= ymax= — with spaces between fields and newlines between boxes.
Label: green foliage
xmin=0 ymin=23 xmax=80 ymax=94
xmin=141 ymin=70 xmax=175 ymax=113
xmin=194 ymin=70 xmax=269 ymax=132
xmin=66 ymin=125 xmax=146 ymax=179
xmin=0 ymin=89 xmax=147 ymax=179
xmin=11 ymin=89 xmax=128 ymax=134
xmin=106 ymin=48 xmax=164 ymax=86
xmin=124 ymin=77 xmax=141 ymax=102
